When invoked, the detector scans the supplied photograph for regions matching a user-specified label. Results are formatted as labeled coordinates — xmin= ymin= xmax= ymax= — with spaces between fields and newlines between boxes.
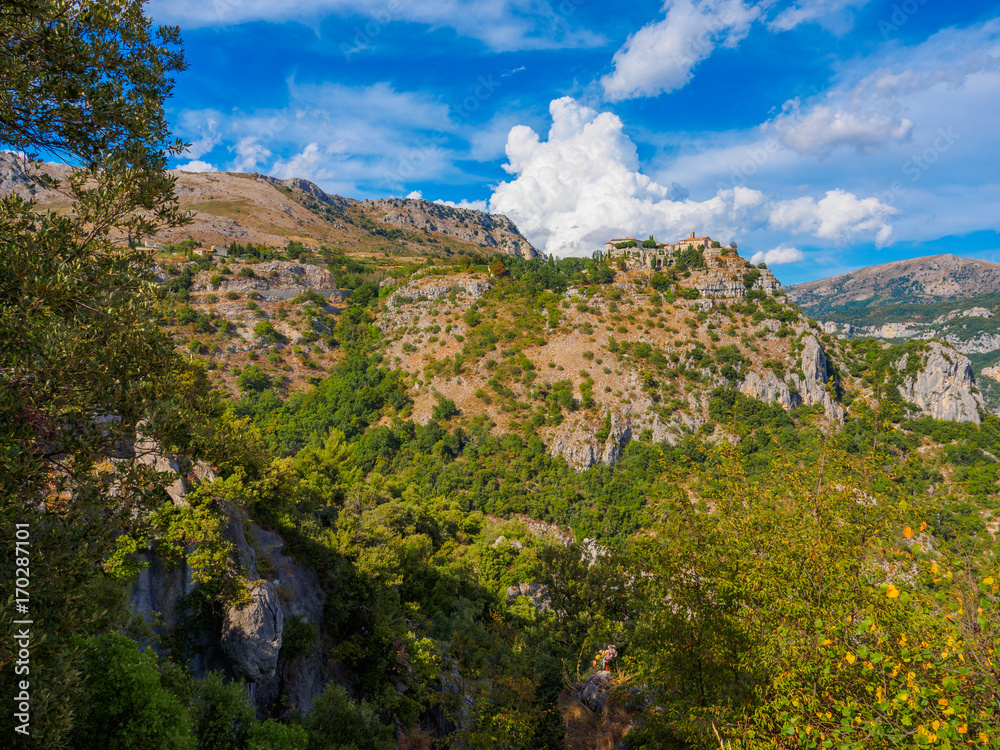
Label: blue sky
xmin=149 ymin=0 xmax=1000 ymax=284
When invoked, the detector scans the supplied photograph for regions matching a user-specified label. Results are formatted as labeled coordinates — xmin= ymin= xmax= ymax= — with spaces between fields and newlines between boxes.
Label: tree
xmin=67 ymin=633 xmax=194 ymax=750
xmin=0 ymin=2 xmax=192 ymax=745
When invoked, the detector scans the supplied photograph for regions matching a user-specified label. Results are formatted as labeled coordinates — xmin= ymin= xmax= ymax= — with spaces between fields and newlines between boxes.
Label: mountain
xmin=0 ymin=154 xmax=539 ymax=259
xmin=785 ymin=254 xmax=1000 ymax=410
xmin=162 ymin=235 xmax=989 ymax=470
xmin=785 ymin=254 xmax=1000 ymax=314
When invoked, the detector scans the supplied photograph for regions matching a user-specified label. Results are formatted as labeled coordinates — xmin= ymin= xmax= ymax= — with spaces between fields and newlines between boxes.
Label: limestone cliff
xmin=895 ymin=342 xmax=984 ymax=423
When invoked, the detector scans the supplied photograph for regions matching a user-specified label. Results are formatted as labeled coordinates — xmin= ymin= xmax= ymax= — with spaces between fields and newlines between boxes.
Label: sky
xmin=149 ymin=0 xmax=1000 ymax=284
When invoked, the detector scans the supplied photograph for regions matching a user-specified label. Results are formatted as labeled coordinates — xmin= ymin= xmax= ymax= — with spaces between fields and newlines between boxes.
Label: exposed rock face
xmin=548 ymin=410 xmax=634 ymax=470
xmin=506 ymin=582 xmax=552 ymax=612
xmin=221 ymin=581 xmax=284 ymax=682
xmin=738 ymin=335 xmax=844 ymax=422
xmin=369 ymin=197 xmax=540 ymax=259
xmin=791 ymin=335 xmax=845 ymax=421
xmin=130 ymin=544 xmax=199 ymax=632
xmin=250 ymin=525 xmax=327 ymax=715
xmin=198 ymin=261 xmax=349 ymax=302
xmin=897 ymin=342 xmax=984 ymax=423
xmin=740 ymin=369 xmax=795 ymax=409
xmin=390 ymin=277 xmax=492 ymax=305
xmin=579 ymin=671 xmax=613 ymax=714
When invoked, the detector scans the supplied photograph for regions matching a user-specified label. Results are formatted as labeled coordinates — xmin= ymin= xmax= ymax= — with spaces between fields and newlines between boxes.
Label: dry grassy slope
xmin=161 ymin=261 xmax=346 ymax=395
xmin=0 ymin=154 xmax=539 ymax=259
xmin=375 ymin=262 xmax=846 ymax=469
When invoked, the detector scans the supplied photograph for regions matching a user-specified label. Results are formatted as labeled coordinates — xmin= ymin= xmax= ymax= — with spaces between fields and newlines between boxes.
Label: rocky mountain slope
xmin=0 ymin=153 xmax=539 ymax=259
xmin=786 ymin=254 xmax=1000 ymax=313
xmin=163 ymin=238 xmax=990 ymax=468
xmin=370 ymin=248 xmax=985 ymax=469
xmin=786 ymin=254 xmax=1000 ymax=411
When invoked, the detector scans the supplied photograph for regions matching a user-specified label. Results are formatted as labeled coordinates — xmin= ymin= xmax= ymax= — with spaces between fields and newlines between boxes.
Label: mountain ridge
xmin=0 ymin=154 xmax=540 ymax=260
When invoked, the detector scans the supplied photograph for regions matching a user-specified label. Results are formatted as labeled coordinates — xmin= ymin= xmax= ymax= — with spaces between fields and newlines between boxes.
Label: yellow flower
xmin=903 ymin=526 xmax=913 ymax=538
xmin=886 ymin=584 xmax=900 ymax=599
xmin=985 ymin=577 xmax=995 ymax=585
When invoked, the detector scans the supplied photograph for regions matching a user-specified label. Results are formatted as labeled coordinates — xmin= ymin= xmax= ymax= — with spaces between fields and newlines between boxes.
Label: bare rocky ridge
xmin=368 ymin=197 xmax=539 ymax=259
xmin=786 ymin=255 xmax=1000 ymax=309
xmin=0 ymin=154 xmax=540 ymax=259
xmin=785 ymin=253 xmax=1000 ymax=413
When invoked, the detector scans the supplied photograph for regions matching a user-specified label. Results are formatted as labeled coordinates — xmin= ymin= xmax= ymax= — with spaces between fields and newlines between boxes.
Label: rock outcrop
xmin=897 ymin=342 xmax=984 ymax=423
xmin=250 ymin=525 xmax=327 ymax=715
xmin=197 ymin=261 xmax=349 ymax=302
xmin=369 ymin=197 xmax=540 ymax=259
xmin=221 ymin=581 xmax=284 ymax=682
xmin=738 ymin=335 xmax=844 ymax=422
xmin=506 ymin=582 xmax=552 ymax=612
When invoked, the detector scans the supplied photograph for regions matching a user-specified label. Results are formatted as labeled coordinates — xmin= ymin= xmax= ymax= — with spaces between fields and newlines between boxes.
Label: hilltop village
xmin=603 ymin=231 xmax=782 ymax=299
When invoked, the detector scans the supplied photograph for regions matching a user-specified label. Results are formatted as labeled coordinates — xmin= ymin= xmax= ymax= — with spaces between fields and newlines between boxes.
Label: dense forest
xmin=2 ymin=3 xmax=999 ymax=750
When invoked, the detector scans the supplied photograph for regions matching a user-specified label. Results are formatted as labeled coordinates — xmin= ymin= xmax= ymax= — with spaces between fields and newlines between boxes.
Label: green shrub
xmin=67 ymin=633 xmax=194 ymax=750
xmin=190 ymin=673 xmax=255 ymax=750
xmin=307 ymin=684 xmax=395 ymax=750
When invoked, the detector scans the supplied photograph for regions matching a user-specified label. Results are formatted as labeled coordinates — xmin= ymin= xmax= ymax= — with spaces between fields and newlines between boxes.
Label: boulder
xmin=221 ymin=581 xmax=283 ymax=682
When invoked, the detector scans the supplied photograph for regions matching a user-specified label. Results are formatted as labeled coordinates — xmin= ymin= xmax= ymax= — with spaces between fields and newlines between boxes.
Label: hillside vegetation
xmin=3 ymin=4 xmax=1000 ymax=749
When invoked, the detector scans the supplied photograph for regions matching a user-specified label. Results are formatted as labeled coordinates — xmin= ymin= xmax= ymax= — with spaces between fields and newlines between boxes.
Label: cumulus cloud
xmin=406 ymin=190 xmax=423 ymax=199
xmin=229 ymin=137 xmax=272 ymax=173
xmin=489 ymin=98 xmax=899 ymax=256
xmin=602 ymin=0 xmax=761 ymax=101
xmin=177 ymin=109 xmax=223 ymax=159
xmin=435 ymin=198 xmax=489 ymax=211
xmin=769 ymin=189 xmax=898 ymax=246
xmin=175 ymin=160 xmax=217 ymax=173
xmin=750 ymin=244 xmax=804 ymax=265
xmin=489 ymin=97 xmax=774 ymax=256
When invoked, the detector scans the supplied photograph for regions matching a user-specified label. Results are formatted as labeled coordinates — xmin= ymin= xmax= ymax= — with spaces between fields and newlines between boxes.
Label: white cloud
xmin=769 ymin=189 xmax=898 ymax=246
xmin=768 ymin=0 xmax=873 ymax=33
xmin=147 ymin=0 xmax=603 ymax=52
xmin=271 ymin=143 xmax=335 ymax=181
xmin=771 ymin=101 xmax=913 ymax=156
xmin=406 ymin=190 xmax=423 ymax=199
xmin=434 ymin=197 xmax=489 ymax=211
xmin=175 ymin=160 xmax=217 ymax=173
xmin=489 ymin=97 xmax=775 ymax=256
xmin=602 ymin=0 xmax=761 ymax=101
xmin=489 ymin=97 xmax=900 ymax=256
xmin=174 ymin=81 xmax=467 ymax=196
xmin=750 ymin=244 xmax=804 ymax=265
xmin=229 ymin=137 xmax=272 ymax=173
xmin=177 ymin=109 xmax=223 ymax=159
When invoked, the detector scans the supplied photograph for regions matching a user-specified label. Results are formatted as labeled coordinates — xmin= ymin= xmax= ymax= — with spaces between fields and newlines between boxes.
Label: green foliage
xmin=67 ymin=633 xmax=194 ymax=750
xmin=281 ymin=615 xmax=319 ymax=663
xmin=190 ymin=673 xmax=255 ymax=750
xmin=306 ymin=683 xmax=396 ymax=750
xmin=237 ymin=365 xmax=272 ymax=394
xmin=247 ymin=720 xmax=308 ymax=750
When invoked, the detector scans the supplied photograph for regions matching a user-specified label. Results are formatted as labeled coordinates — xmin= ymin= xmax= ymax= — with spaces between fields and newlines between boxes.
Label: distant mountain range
xmin=786 ymin=254 xmax=1000 ymax=408
xmin=0 ymin=154 xmax=539 ymax=259
xmin=785 ymin=255 xmax=1000 ymax=316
